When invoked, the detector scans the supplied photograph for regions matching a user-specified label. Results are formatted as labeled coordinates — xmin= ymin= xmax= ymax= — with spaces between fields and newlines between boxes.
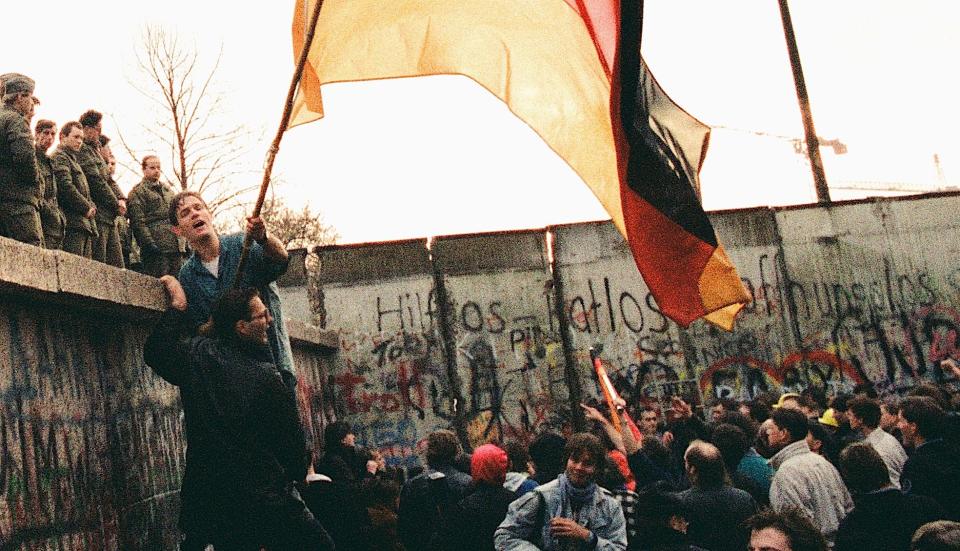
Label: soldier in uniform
xmin=127 ymin=155 xmax=185 ymax=277
xmin=0 ymin=73 xmax=44 ymax=246
xmin=35 ymin=119 xmax=65 ymax=249
xmin=51 ymin=121 xmax=98 ymax=258
xmin=77 ymin=109 xmax=125 ymax=267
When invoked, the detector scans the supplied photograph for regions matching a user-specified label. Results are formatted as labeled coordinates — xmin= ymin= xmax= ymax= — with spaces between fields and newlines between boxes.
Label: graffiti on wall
xmin=311 ymin=197 xmax=960 ymax=464
xmin=0 ymin=304 xmax=183 ymax=550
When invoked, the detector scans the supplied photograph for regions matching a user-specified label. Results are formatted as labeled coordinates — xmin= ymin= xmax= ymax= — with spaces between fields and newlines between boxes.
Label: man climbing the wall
xmin=168 ymin=191 xmax=296 ymax=386
xmin=146 ymin=276 xmax=333 ymax=550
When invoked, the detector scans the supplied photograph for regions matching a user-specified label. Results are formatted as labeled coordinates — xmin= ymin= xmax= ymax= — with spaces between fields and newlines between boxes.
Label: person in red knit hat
xmin=441 ymin=443 xmax=517 ymax=551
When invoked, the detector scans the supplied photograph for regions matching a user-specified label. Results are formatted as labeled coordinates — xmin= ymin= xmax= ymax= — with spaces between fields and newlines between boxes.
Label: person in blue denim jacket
xmin=495 ymin=433 xmax=627 ymax=551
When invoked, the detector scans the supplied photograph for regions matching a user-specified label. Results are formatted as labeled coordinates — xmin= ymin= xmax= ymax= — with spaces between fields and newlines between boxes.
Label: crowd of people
xmin=0 ymin=72 xmax=186 ymax=276
xmin=291 ymin=375 xmax=960 ymax=551
xmin=9 ymin=72 xmax=960 ymax=551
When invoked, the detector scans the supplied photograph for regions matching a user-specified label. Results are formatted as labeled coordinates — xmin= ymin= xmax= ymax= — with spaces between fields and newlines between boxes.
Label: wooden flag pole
xmin=233 ymin=0 xmax=325 ymax=288
xmin=777 ymin=0 xmax=831 ymax=204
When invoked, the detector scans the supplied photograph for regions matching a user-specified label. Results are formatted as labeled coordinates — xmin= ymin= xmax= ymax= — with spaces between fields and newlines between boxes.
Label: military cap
xmin=1 ymin=73 xmax=35 ymax=101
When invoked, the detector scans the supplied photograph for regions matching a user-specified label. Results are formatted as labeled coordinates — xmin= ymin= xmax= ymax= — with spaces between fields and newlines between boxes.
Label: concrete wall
xmin=295 ymin=192 xmax=960 ymax=465
xmin=0 ymin=238 xmax=336 ymax=550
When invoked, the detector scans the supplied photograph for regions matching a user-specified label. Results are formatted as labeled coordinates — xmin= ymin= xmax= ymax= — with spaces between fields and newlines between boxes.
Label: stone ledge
xmin=0 ymin=236 xmax=59 ymax=296
xmin=286 ymin=318 xmax=338 ymax=350
xmin=0 ymin=236 xmax=167 ymax=319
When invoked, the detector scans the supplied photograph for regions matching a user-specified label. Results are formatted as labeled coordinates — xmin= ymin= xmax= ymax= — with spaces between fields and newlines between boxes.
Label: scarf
xmin=558 ymin=472 xmax=597 ymax=509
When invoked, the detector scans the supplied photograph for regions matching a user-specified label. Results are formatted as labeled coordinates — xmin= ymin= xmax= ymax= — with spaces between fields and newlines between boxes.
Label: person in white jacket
xmin=768 ymin=408 xmax=853 ymax=545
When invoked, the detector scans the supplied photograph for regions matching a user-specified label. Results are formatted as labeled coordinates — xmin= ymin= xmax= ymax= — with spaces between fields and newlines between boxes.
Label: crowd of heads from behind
xmin=298 ymin=372 xmax=959 ymax=551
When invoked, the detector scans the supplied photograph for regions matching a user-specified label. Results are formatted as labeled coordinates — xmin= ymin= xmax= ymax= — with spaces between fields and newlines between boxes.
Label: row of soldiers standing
xmin=1 ymin=72 xmax=185 ymax=277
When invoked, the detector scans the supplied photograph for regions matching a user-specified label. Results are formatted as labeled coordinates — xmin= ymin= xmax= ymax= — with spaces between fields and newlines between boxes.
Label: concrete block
xmin=286 ymin=318 xmax=338 ymax=350
xmin=316 ymin=239 xmax=431 ymax=284
xmin=433 ymin=230 xmax=548 ymax=275
xmin=0 ymin=236 xmax=59 ymax=296
xmin=55 ymin=251 xmax=166 ymax=318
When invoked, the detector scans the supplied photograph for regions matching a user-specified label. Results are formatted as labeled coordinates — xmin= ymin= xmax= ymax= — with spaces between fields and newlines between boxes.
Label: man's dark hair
xmin=881 ymin=398 xmax=900 ymax=417
xmin=565 ymin=433 xmax=607 ymax=469
xmin=78 ymin=109 xmax=102 ymax=128
xmin=503 ymin=440 xmax=530 ymax=473
xmin=771 ymin=407 xmax=809 ymax=443
xmin=831 ymin=393 xmax=852 ymax=413
xmin=800 ymin=394 xmax=823 ymax=415
xmin=598 ymin=455 xmax=626 ymax=491
xmin=747 ymin=508 xmax=828 ymax=551
xmin=425 ymin=429 xmax=460 ymax=469
xmin=801 ymin=387 xmax=829 ymax=411
xmin=807 ymin=420 xmax=840 ymax=467
xmin=211 ymin=287 xmax=259 ymax=339
xmin=685 ymin=441 xmax=727 ymax=489
xmin=911 ymin=520 xmax=960 ymax=551
xmin=715 ymin=397 xmax=739 ymax=413
xmin=743 ymin=399 xmax=772 ymax=423
xmin=60 ymin=121 xmax=82 ymax=138
xmin=848 ymin=396 xmax=881 ymax=429
xmin=908 ymin=383 xmax=952 ymax=411
xmin=361 ymin=477 xmax=400 ymax=509
xmin=636 ymin=481 xmax=685 ymax=529
xmin=839 ymin=442 xmax=890 ymax=494
xmin=718 ymin=410 xmax=757 ymax=437
xmin=528 ymin=432 xmax=566 ymax=477
xmin=35 ymin=119 xmax=55 ymax=134
xmin=641 ymin=435 xmax=672 ymax=471
xmin=323 ymin=421 xmax=352 ymax=450
xmin=899 ymin=396 xmax=946 ymax=440
xmin=853 ymin=382 xmax=879 ymax=399
xmin=711 ymin=423 xmax=750 ymax=472
xmin=98 ymin=134 xmax=110 ymax=147
xmin=168 ymin=190 xmax=207 ymax=225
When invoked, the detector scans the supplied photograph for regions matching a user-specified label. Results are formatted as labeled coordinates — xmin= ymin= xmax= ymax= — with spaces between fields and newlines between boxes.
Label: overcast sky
xmin=5 ymin=1 xmax=959 ymax=243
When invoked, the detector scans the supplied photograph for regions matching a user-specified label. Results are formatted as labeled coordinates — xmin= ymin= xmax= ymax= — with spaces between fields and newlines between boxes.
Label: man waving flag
xmin=288 ymin=0 xmax=750 ymax=329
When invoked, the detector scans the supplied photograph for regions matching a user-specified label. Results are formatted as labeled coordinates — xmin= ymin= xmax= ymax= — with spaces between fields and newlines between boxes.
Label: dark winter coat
xmin=50 ymin=146 xmax=96 ymax=234
xmin=442 ymin=482 xmax=515 ymax=551
xmin=675 ymin=485 xmax=757 ymax=551
xmin=834 ymin=488 xmax=947 ymax=551
xmin=398 ymin=466 xmax=472 ymax=551
xmin=0 ymin=104 xmax=41 ymax=207
xmin=301 ymin=476 xmax=371 ymax=551
xmin=143 ymin=309 xmax=309 ymax=538
xmin=901 ymin=438 xmax=960 ymax=520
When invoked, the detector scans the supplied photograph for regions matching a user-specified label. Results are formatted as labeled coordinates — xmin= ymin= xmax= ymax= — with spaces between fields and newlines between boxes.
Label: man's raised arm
xmin=144 ymin=275 xmax=193 ymax=386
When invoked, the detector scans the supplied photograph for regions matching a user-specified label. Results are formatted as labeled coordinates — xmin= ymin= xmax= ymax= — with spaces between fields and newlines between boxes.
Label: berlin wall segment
xmin=308 ymin=193 xmax=960 ymax=459
xmin=0 ymin=296 xmax=183 ymax=551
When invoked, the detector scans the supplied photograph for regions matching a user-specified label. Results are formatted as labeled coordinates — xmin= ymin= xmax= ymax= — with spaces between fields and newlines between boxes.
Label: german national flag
xmin=290 ymin=0 xmax=750 ymax=329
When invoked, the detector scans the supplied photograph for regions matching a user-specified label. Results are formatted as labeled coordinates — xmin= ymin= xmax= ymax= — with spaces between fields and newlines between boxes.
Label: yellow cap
xmin=774 ymin=393 xmax=801 ymax=409
xmin=819 ymin=408 xmax=839 ymax=428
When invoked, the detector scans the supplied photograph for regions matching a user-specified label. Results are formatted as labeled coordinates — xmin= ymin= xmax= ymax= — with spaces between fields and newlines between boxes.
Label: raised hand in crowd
xmin=670 ymin=396 xmax=694 ymax=419
xmin=940 ymin=358 xmax=960 ymax=379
